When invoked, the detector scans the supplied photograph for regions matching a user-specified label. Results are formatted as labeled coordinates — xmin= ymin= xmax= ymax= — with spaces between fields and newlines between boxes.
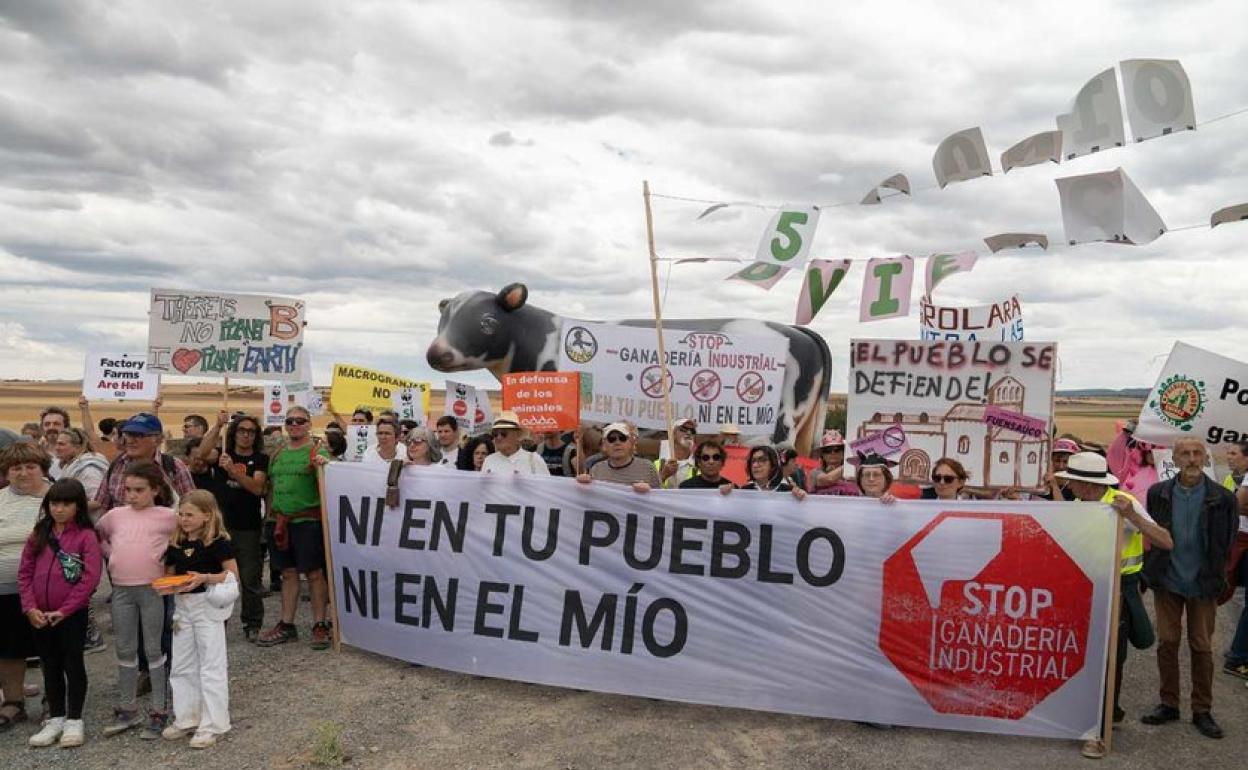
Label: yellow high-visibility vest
xmin=1224 ymin=473 xmax=1239 ymax=492
xmin=1101 ymin=488 xmax=1144 ymax=575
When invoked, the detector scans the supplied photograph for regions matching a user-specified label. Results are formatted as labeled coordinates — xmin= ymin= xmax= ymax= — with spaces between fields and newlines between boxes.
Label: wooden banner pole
xmin=316 ymin=462 xmax=343 ymax=653
xmin=643 ymin=180 xmax=676 ymax=443
xmin=1099 ymin=517 xmax=1127 ymax=754
xmin=221 ymin=376 xmax=231 ymax=454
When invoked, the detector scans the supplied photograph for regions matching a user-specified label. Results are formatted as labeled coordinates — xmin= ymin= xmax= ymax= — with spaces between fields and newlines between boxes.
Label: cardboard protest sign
xmin=850 ymin=424 xmax=910 ymax=461
xmin=502 ymin=372 xmax=580 ymax=432
xmin=344 ymin=425 xmax=376 ymax=463
xmin=263 ymin=383 xmax=288 ymax=427
xmin=392 ymin=387 xmax=427 ymax=427
xmin=1134 ymin=341 xmax=1248 ymax=448
xmin=147 ymin=289 xmax=306 ymax=381
xmin=330 ymin=363 xmax=431 ymax=416
xmin=327 ymin=464 xmax=1116 ymax=740
xmin=82 ymin=352 xmax=159 ymax=402
xmin=920 ymin=294 xmax=1024 ymax=342
xmin=556 ymin=320 xmax=787 ymax=432
xmin=444 ymin=380 xmax=492 ymax=434
xmin=848 ymin=340 xmax=1057 ymax=489
xmin=291 ymin=387 xmax=325 ymax=416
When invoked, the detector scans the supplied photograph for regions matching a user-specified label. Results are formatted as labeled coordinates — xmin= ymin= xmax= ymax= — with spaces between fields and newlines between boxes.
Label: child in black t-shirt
xmin=156 ymin=490 xmax=238 ymax=748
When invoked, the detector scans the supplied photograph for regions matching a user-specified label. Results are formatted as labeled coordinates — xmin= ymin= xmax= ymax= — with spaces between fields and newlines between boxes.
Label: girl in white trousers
xmin=156 ymin=490 xmax=239 ymax=749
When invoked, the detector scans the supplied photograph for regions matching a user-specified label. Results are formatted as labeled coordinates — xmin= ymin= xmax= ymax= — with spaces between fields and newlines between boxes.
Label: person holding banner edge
xmin=1050 ymin=452 xmax=1171 ymax=759
xmin=677 ymin=439 xmax=736 ymax=493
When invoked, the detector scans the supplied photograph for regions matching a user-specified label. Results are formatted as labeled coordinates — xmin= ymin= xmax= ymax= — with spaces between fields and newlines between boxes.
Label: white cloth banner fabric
xmin=557 ymin=320 xmax=787 ymax=431
xmin=325 ymin=464 xmax=1116 ymax=740
xmin=146 ymin=288 xmax=307 ymax=381
xmin=81 ymin=351 xmax=160 ymax=401
xmin=1134 ymin=341 xmax=1248 ymax=448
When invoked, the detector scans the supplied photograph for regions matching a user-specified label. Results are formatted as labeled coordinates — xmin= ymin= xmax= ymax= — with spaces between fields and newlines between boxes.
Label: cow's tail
xmin=789 ymin=326 xmax=833 ymax=456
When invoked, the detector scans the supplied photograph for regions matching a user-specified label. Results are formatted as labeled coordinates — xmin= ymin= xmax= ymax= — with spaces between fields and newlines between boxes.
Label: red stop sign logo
xmin=452 ymin=399 xmax=467 ymax=417
xmin=474 ymin=408 xmax=485 ymax=425
xmin=879 ymin=511 xmax=1092 ymax=719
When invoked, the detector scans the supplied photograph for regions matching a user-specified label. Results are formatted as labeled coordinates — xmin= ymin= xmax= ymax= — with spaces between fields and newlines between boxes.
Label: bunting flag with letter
xmin=859 ymin=256 xmax=914 ymax=323
xmin=754 ymin=205 xmax=820 ymax=268
xmin=1056 ymin=68 xmax=1126 ymax=160
xmin=924 ymin=251 xmax=978 ymax=297
xmin=932 ymin=127 xmax=992 ymax=188
xmin=795 ymin=258 xmax=852 ymax=325
xmin=1119 ymin=59 xmax=1196 ymax=142
xmin=726 ymin=262 xmax=791 ymax=290
xmin=1000 ymin=130 xmax=1062 ymax=173
xmin=1056 ymin=168 xmax=1166 ymax=246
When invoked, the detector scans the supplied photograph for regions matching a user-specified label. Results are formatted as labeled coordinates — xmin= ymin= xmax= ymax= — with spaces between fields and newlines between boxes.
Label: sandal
xmin=0 ymin=700 xmax=28 ymax=732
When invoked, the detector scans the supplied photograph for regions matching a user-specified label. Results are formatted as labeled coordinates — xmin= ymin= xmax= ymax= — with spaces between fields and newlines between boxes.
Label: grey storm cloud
xmin=0 ymin=0 xmax=1246 ymax=387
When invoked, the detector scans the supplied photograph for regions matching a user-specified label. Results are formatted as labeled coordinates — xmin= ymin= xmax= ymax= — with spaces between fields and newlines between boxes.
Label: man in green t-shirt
xmin=256 ymin=406 xmax=334 ymax=650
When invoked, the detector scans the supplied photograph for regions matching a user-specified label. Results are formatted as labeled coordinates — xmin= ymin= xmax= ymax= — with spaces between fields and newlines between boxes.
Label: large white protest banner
xmin=848 ymin=340 xmax=1057 ymax=489
xmin=82 ymin=351 xmax=160 ymax=402
xmin=557 ymin=320 xmax=787 ymax=431
xmin=147 ymin=289 xmax=307 ymax=381
xmin=325 ymin=465 xmax=1116 ymax=740
xmin=1134 ymin=341 xmax=1248 ymax=448
xmin=920 ymin=295 xmax=1025 ymax=342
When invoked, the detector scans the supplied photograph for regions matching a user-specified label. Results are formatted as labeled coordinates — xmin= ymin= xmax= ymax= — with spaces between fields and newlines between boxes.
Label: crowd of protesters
xmin=0 ymin=397 xmax=1245 ymax=758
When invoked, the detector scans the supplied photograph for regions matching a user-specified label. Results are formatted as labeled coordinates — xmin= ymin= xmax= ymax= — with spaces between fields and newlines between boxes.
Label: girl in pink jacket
xmin=18 ymin=479 xmax=102 ymax=749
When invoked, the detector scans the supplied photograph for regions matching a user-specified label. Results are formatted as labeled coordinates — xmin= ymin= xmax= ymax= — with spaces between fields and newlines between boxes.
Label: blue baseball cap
xmin=121 ymin=413 xmax=163 ymax=436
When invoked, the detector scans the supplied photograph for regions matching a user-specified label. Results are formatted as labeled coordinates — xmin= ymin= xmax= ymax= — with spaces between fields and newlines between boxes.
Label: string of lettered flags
xmin=646 ymin=59 xmax=1248 ymax=326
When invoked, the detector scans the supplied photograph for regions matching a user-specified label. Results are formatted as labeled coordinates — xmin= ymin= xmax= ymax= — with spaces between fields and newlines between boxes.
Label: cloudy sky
xmin=1 ymin=0 xmax=1245 ymax=390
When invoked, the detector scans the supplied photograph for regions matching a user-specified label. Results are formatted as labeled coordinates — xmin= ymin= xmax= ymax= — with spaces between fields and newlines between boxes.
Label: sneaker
xmin=102 ymin=708 xmax=142 ymax=737
xmin=84 ymin=621 xmax=108 ymax=655
xmin=140 ymin=711 xmax=168 ymax=741
xmin=1081 ymin=739 xmax=1106 ymax=759
xmin=1223 ymin=662 xmax=1248 ymax=680
xmin=162 ymin=724 xmax=191 ymax=741
xmin=59 ymin=718 xmax=85 ymax=748
xmin=190 ymin=730 xmax=219 ymax=749
xmin=255 ymin=621 xmax=298 ymax=647
xmin=311 ymin=621 xmax=332 ymax=650
xmin=28 ymin=716 xmax=64 ymax=747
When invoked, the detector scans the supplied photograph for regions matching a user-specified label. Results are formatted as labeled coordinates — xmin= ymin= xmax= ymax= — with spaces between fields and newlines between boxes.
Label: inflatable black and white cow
xmin=425 ymin=284 xmax=833 ymax=453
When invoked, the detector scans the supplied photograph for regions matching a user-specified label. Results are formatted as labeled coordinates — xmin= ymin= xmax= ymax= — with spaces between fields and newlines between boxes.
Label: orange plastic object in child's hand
xmin=152 ymin=574 xmax=195 ymax=591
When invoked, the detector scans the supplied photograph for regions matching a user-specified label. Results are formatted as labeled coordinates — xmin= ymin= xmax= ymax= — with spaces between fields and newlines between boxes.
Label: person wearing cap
xmin=656 ymin=418 xmax=698 ymax=489
xmin=90 ymin=413 xmax=195 ymax=515
xmin=481 ymin=412 xmax=549 ymax=476
xmin=1053 ymin=452 xmax=1172 ymax=759
xmin=717 ymin=423 xmax=742 ymax=447
xmin=578 ymin=422 xmax=660 ymax=492
xmin=1138 ymin=437 xmax=1237 ymax=741
xmin=810 ymin=431 xmax=858 ymax=496
xmin=1042 ymin=438 xmax=1082 ymax=501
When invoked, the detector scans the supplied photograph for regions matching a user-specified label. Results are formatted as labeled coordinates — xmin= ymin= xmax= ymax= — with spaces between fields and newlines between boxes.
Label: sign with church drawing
xmin=847 ymin=340 xmax=1058 ymax=490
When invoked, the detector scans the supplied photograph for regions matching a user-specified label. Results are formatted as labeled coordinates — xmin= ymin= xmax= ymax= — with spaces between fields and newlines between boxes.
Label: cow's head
xmin=426 ymin=283 xmax=529 ymax=373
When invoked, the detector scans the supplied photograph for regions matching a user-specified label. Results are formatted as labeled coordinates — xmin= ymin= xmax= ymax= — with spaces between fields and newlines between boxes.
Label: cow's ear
xmin=496 ymin=283 xmax=528 ymax=312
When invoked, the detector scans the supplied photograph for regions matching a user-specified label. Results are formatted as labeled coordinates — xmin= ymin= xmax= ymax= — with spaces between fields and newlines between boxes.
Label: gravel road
xmin=2 ymin=589 xmax=1246 ymax=769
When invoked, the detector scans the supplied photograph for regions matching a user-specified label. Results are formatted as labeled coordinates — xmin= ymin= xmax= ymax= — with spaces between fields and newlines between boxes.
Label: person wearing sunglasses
xmin=89 ymin=413 xmax=195 ymax=516
xmin=726 ymin=445 xmax=806 ymax=500
xmin=576 ymin=422 xmax=660 ymax=493
xmin=921 ymin=458 xmax=970 ymax=501
xmin=678 ymin=439 xmax=736 ymax=495
xmin=810 ymin=431 xmax=858 ymax=496
xmin=481 ymin=412 xmax=549 ymax=476
xmin=656 ymin=418 xmax=698 ymax=489
xmin=257 ymin=407 xmax=333 ymax=650
xmin=403 ymin=429 xmax=442 ymax=467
